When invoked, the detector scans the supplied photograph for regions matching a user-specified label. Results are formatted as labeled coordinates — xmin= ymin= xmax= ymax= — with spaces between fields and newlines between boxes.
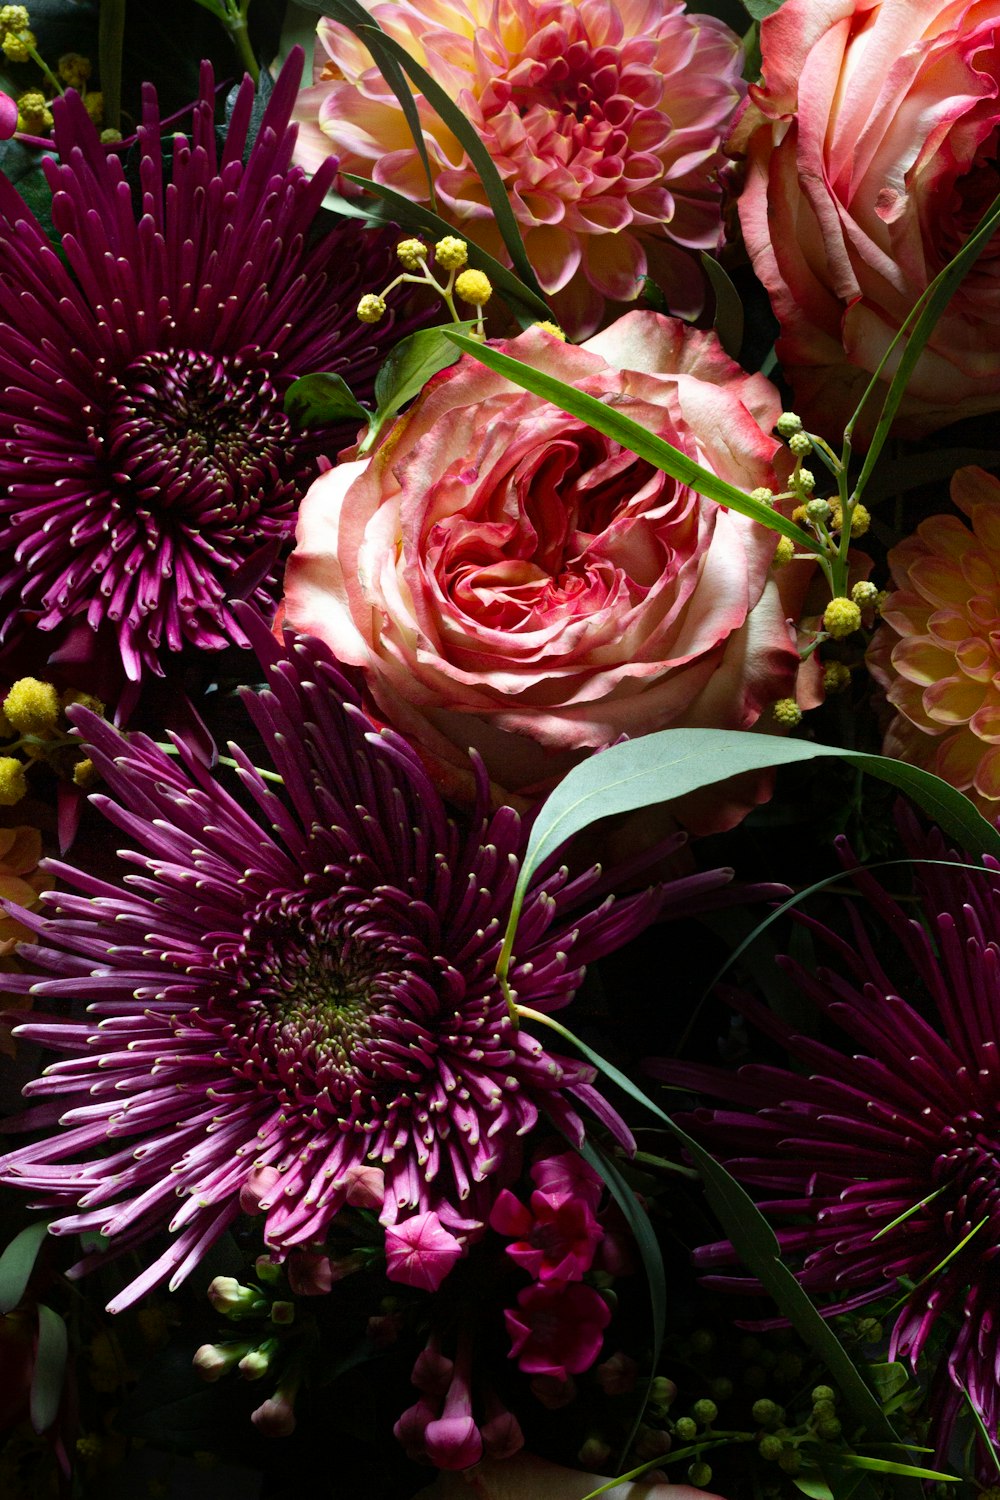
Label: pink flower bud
xmin=384 ymin=1211 xmax=463 ymax=1292
xmin=239 ymin=1166 xmax=282 ymax=1215
xmin=343 ymin=1163 xmax=385 ymax=1210
xmin=251 ymin=1389 xmax=297 ymax=1437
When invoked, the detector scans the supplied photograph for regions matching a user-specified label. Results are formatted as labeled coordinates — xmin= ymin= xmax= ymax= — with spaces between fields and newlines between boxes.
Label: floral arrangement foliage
xmin=3 ymin=0 xmax=1000 ymax=1496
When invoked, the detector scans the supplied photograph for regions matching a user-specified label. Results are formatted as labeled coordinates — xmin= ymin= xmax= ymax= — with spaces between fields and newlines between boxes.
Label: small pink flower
xmin=294 ymin=0 xmax=745 ymax=335
xmin=490 ymin=1186 xmax=603 ymax=1283
xmin=0 ymin=92 xmax=15 ymax=141
xmin=384 ymin=1210 xmax=464 ymax=1290
xmin=505 ymin=1280 xmax=610 ymax=1377
xmin=286 ymin=1249 xmax=335 ymax=1295
xmin=529 ymin=1150 xmax=602 ymax=1209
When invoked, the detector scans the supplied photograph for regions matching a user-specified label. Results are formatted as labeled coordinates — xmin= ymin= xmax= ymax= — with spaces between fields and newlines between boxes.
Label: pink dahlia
xmin=293 ymin=0 xmax=746 ymax=334
xmin=0 ymin=51 xmax=427 ymax=692
xmin=0 ymin=614 xmax=721 ymax=1311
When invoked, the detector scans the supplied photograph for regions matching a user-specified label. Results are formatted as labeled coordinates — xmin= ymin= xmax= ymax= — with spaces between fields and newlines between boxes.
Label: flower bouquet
xmin=2 ymin=1 xmax=1000 ymax=1497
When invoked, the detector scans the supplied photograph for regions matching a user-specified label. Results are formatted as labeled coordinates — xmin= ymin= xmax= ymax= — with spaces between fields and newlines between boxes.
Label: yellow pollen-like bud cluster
xmin=82 ymin=91 xmax=103 ymax=126
xmin=2 ymin=24 xmax=34 ymax=63
xmin=0 ymin=5 xmax=29 ymax=26
xmin=822 ymin=660 xmax=852 ymax=694
xmin=772 ymin=698 xmax=803 ymax=727
xmin=772 ymin=535 xmax=796 ymax=567
xmin=823 ymin=597 xmax=862 ymax=640
xmin=749 ymin=486 xmax=773 ymax=505
xmin=4 ymin=676 xmax=60 ymax=734
xmin=775 ymin=411 xmax=803 ymax=438
xmin=434 ymin=236 xmax=469 ymax=270
xmin=455 ymin=269 xmax=492 ymax=306
xmin=395 ymin=238 xmax=427 ymax=270
xmin=851 ymin=580 xmax=878 ymax=607
xmin=60 ymin=688 xmax=105 ymax=717
xmin=788 ymin=431 xmax=812 ymax=457
xmin=17 ymin=89 xmax=51 ymax=131
xmin=356 ymin=293 xmax=387 ymax=325
xmin=829 ymin=501 xmax=871 ymax=537
xmin=0 ymin=755 xmax=27 ymax=806
xmin=72 ymin=757 xmax=98 ymax=789
xmin=533 ymin=320 xmax=566 ymax=340
xmin=57 ymin=51 xmax=91 ymax=88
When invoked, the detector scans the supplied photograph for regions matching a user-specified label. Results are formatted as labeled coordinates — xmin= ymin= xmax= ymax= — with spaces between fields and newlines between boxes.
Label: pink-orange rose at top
xmin=282 ymin=312 xmax=815 ymax=829
xmin=731 ymin=0 xmax=1000 ymax=443
xmin=867 ymin=466 xmax=1000 ymax=817
xmin=291 ymin=0 xmax=745 ymax=336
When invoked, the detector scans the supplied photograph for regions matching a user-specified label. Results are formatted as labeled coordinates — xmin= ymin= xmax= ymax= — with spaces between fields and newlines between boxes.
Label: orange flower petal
xmin=922 ymin=675 xmax=987 ymax=725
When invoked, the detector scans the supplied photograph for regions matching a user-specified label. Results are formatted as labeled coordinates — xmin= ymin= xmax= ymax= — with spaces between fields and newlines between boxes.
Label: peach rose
xmin=283 ymin=312 xmax=809 ymax=821
xmin=732 ymin=0 xmax=1000 ymax=441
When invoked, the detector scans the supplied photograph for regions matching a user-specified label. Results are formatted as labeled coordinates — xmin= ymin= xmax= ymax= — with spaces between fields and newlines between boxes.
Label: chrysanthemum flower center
xmin=933 ymin=1121 xmax=1000 ymax=1238
xmin=101 ymin=350 xmax=296 ymax=518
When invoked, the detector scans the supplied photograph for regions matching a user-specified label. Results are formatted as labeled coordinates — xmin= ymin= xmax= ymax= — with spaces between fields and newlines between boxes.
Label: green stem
xmin=226 ymin=4 xmax=259 ymax=83
xmin=97 ymin=0 xmax=126 ymax=132
xmin=26 ymin=42 xmax=64 ymax=98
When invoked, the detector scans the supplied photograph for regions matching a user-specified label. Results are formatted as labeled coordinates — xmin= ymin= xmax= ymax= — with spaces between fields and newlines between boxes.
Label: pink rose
xmin=384 ymin=1210 xmax=465 ymax=1290
xmin=732 ymin=0 xmax=1000 ymax=441
xmin=283 ymin=313 xmax=808 ymax=824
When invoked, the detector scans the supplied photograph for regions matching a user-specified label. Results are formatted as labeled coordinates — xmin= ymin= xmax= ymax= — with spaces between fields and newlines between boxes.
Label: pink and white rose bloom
xmin=732 ymin=0 xmax=1000 ymax=442
xmin=291 ymin=0 xmax=745 ymax=334
xmin=283 ymin=312 xmax=811 ymax=822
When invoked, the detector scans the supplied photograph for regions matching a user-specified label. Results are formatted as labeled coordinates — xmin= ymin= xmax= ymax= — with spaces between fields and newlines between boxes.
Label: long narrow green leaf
xmin=498 ymin=730 xmax=1000 ymax=978
xmin=852 ymin=189 xmax=1000 ymax=490
xmin=823 ymin=1454 xmax=959 ymax=1483
xmin=516 ymin=1008 xmax=919 ymax=1493
xmin=357 ymin=28 xmax=545 ymax=300
xmin=443 ymin=331 xmax=817 ymax=548
xmin=576 ymin=1137 xmax=666 ymax=1472
xmin=342 ymin=175 xmax=551 ymax=324
xmin=299 ymin=0 xmax=438 ymax=208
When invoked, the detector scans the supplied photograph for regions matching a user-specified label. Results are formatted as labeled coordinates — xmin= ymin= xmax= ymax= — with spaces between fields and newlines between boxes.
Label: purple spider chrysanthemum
xmin=0 ymin=49 xmax=425 ymax=690
xmin=648 ymin=816 xmax=1000 ymax=1472
xmin=0 ymin=616 xmax=732 ymax=1312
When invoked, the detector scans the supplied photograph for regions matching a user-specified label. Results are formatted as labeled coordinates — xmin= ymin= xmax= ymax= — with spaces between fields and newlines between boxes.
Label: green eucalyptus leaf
xmin=790 ymin=1476 xmax=836 ymax=1500
xmin=741 ymin=0 xmax=787 ymax=16
xmin=342 ymin=173 xmax=551 ymax=325
xmin=0 ymin=1222 xmax=50 ymax=1314
xmin=285 ymin=371 xmax=370 ymax=428
xmin=498 ymin=730 xmax=1000 ymax=978
xmin=442 ymin=331 xmax=817 ymax=549
xmin=869 ymin=1363 xmax=910 ymax=1402
xmin=30 ymin=1304 xmax=68 ymax=1433
xmin=701 ymin=253 xmax=745 ymax=359
xmin=358 ymin=322 xmax=477 ymax=453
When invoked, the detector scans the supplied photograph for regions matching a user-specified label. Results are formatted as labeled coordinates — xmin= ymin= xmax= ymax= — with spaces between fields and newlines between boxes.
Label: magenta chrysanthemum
xmin=0 ymin=616 xmax=729 ymax=1312
xmin=0 ymin=51 xmax=425 ymax=687
xmin=648 ymin=818 xmax=1000 ymax=1471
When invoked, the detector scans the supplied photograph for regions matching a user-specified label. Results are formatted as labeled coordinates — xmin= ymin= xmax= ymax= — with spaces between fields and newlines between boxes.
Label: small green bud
xmin=775 ymin=412 xmax=803 ymax=437
xmin=778 ymin=1448 xmax=801 ymax=1475
xmin=758 ymin=1434 xmax=784 ymax=1461
xmin=811 ymin=1386 xmax=835 ymax=1405
xmin=689 ymin=1329 xmax=715 ymax=1356
xmin=752 ymin=1398 xmax=781 ymax=1426
xmin=674 ymin=1416 xmax=698 ymax=1442
xmin=692 ymin=1399 xmax=718 ymax=1426
xmin=816 ymin=1417 xmax=842 ymax=1440
xmin=688 ymin=1462 xmax=713 ymax=1487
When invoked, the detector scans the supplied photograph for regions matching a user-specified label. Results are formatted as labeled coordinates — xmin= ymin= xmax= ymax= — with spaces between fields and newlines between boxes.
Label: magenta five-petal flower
xmin=490 ymin=1186 xmax=603 ymax=1284
xmin=0 ymin=614 xmax=716 ymax=1311
xmin=649 ymin=814 xmax=1000 ymax=1477
xmin=0 ymin=49 xmax=426 ymax=690
xmin=505 ymin=1280 xmax=611 ymax=1378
